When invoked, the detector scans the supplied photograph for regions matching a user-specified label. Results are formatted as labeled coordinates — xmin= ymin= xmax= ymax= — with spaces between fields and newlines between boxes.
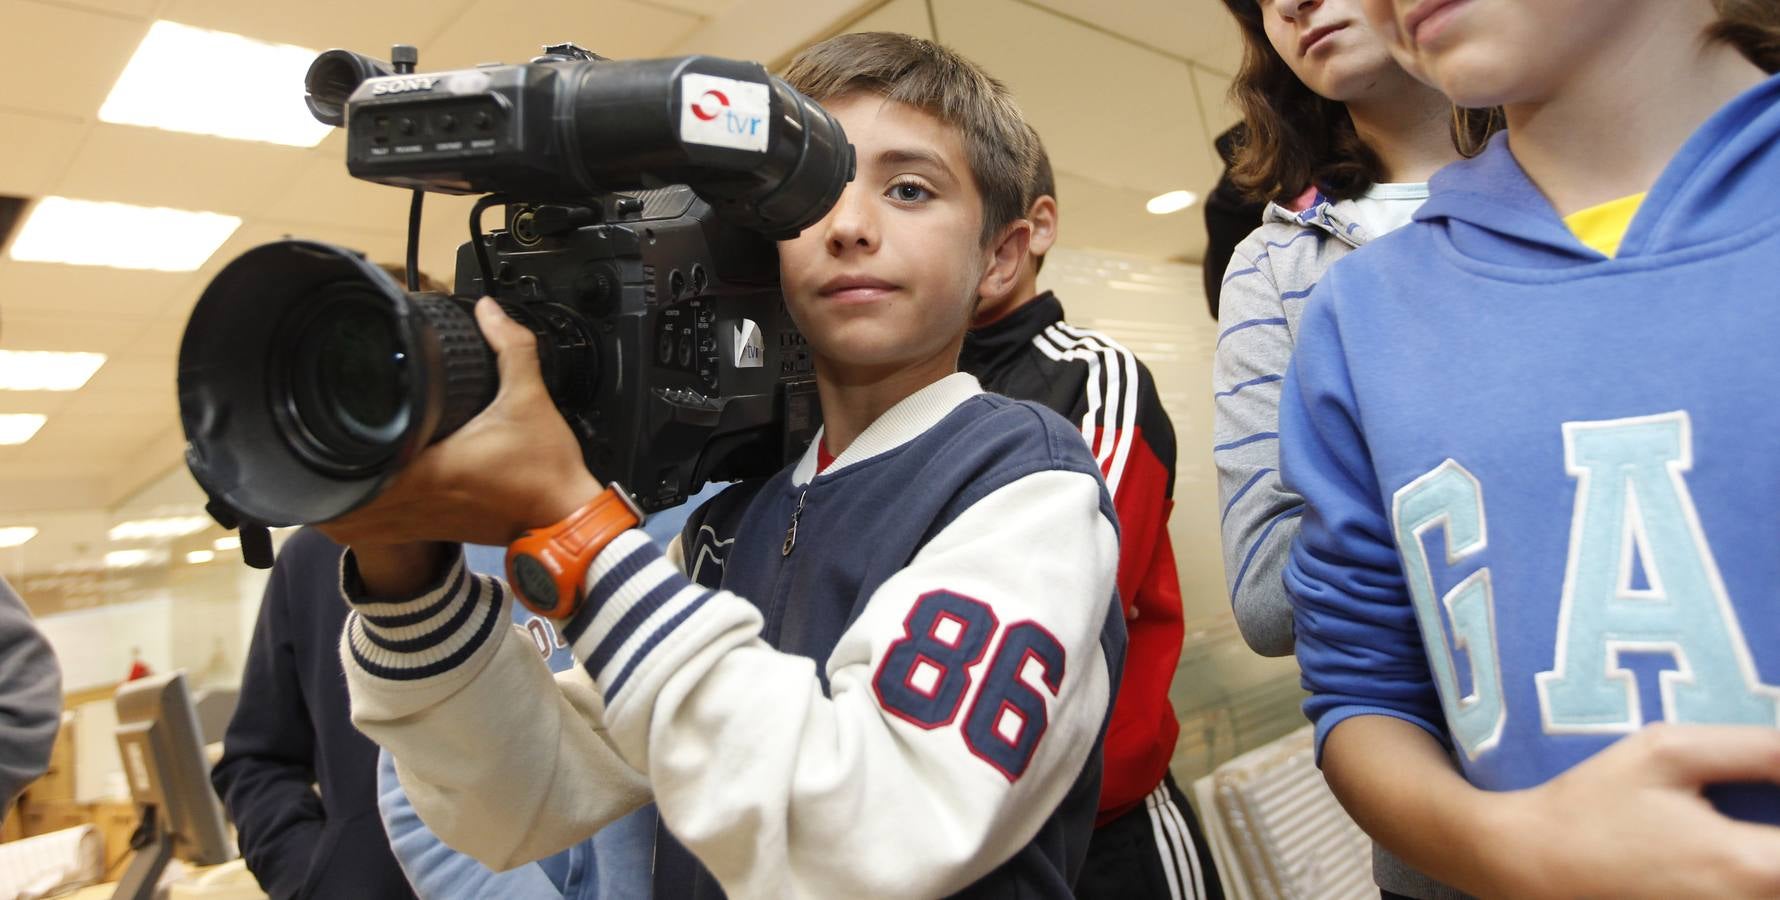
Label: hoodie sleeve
xmin=1213 ymin=229 xmax=1307 ymax=657
xmin=1277 ymin=281 xmax=1449 ymax=760
xmin=0 ymin=577 xmax=60 ymax=811
xmin=376 ymin=749 xmax=567 ymax=899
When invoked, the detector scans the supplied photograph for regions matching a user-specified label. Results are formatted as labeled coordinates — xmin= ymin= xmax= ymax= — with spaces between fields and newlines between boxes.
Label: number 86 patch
xmin=871 ymin=590 xmax=1067 ymax=781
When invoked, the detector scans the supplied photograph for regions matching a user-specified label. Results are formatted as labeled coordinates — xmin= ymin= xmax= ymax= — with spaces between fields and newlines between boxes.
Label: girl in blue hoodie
xmin=1281 ymin=0 xmax=1780 ymax=895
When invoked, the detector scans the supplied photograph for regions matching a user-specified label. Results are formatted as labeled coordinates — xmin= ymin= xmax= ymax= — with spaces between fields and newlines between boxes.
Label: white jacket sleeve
xmin=338 ymin=555 xmax=651 ymax=870
xmin=560 ymin=468 xmax=1118 ymax=898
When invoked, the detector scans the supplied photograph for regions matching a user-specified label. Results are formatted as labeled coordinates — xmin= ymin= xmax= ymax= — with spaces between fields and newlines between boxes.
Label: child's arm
xmin=1213 ymin=237 xmax=1303 ymax=657
xmin=1280 ymin=285 xmax=1780 ymax=898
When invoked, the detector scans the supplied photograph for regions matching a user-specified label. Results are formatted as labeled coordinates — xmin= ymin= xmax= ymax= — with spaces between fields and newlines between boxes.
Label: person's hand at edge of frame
xmin=317 ymin=298 xmax=601 ymax=596
xmin=1481 ymin=723 xmax=1780 ymax=899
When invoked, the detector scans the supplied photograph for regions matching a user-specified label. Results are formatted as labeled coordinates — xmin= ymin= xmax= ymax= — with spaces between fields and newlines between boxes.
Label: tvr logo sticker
xmin=733 ymin=319 xmax=765 ymax=368
xmin=680 ymin=73 xmax=769 ymax=153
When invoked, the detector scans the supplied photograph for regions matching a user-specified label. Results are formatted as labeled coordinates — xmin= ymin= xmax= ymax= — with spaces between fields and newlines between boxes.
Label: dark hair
xmin=1218 ymin=0 xmax=1499 ymax=203
xmin=1710 ymin=0 xmax=1780 ymax=73
xmin=784 ymin=32 xmax=1036 ymax=245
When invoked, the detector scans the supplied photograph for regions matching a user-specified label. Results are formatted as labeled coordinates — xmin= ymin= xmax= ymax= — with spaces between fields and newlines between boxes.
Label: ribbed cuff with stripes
xmin=341 ymin=548 xmax=511 ymax=683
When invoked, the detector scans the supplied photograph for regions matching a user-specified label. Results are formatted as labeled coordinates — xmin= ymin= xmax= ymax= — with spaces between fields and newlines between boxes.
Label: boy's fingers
xmin=1637 ymin=724 xmax=1780 ymax=787
xmin=474 ymin=297 xmax=543 ymax=393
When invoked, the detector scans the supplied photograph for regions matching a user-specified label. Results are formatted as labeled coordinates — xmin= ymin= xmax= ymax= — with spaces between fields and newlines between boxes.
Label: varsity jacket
xmin=340 ymin=373 xmax=1126 ymax=899
xmin=960 ymin=291 xmax=1182 ymax=822
xmin=1286 ymin=78 xmax=1780 ymax=824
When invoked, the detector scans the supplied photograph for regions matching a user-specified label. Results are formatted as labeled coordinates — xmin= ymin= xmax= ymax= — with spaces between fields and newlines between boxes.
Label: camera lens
xmin=275 ymin=286 xmax=411 ymax=473
xmin=302 ymin=297 xmax=406 ymax=443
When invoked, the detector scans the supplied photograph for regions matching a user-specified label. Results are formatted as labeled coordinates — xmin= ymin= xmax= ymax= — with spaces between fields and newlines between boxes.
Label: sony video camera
xmin=177 ymin=43 xmax=853 ymax=565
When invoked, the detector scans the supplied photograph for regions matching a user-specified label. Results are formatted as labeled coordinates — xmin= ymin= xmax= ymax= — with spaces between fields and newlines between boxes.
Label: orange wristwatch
xmin=505 ymin=483 xmax=644 ymax=618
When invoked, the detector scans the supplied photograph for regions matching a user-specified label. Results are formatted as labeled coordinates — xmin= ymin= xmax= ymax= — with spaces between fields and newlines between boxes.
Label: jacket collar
xmin=959 ymin=290 xmax=1064 ymax=374
xmin=792 ymin=372 xmax=985 ymax=485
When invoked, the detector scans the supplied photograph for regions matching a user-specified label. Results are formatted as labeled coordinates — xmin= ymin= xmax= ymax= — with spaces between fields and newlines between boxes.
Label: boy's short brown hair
xmin=784 ymin=32 xmax=1036 ymax=246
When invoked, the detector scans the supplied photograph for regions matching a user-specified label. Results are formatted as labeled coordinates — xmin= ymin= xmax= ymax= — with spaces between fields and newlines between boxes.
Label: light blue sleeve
xmin=1277 ymin=277 xmax=1448 ymax=762
xmin=378 ymin=748 xmax=569 ymax=899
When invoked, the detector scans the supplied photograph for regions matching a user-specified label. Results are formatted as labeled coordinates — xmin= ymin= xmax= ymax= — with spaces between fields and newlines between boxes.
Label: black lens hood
xmin=178 ymin=240 xmax=444 ymax=525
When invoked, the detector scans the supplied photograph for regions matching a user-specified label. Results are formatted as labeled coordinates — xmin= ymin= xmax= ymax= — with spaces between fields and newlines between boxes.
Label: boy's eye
xmin=888 ymin=181 xmax=931 ymax=203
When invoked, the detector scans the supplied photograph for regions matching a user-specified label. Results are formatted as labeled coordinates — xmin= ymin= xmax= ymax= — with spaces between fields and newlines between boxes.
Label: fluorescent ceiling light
xmin=185 ymin=549 xmax=217 ymax=564
xmin=0 ymin=414 xmax=47 ymax=445
xmin=105 ymin=548 xmax=167 ymax=569
xmin=0 ymin=351 xmax=108 ymax=391
xmin=214 ymin=535 xmax=241 ymax=551
xmin=1145 ymin=190 xmax=1199 ymax=215
xmin=100 ymin=20 xmax=332 ymax=147
xmin=9 ymin=198 xmax=240 ymax=271
xmin=109 ymin=515 xmax=211 ymax=542
xmin=0 ymin=527 xmax=38 ymax=548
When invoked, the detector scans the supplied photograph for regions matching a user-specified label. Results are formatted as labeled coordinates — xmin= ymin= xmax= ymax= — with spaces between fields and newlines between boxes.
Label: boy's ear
xmin=1027 ymin=196 xmax=1058 ymax=258
xmin=976 ymin=218 xmax=1033 ymax=303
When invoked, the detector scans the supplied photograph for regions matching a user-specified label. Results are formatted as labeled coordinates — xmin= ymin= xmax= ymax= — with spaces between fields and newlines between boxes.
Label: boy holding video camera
xmin=321 ymin=31 xmax=1125 ymax=899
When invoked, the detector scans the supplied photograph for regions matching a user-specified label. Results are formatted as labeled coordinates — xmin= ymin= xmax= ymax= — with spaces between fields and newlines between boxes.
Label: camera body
xmin=178 ymin=45 xmax=851 ymax=556
xmin=461 ymin=189 xmax=819 ymax=510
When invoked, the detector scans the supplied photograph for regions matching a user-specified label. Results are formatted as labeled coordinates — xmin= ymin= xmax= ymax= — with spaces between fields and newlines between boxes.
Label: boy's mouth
xmin=818 ymin=274 xmax=900 ymax=303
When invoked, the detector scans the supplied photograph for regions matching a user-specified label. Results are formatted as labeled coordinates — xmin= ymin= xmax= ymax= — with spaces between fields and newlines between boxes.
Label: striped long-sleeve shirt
xmin=1212 ymin=193 xmax=1473 ymax=900
xmin=1212 ymin=196 xmax=1365 ymax=658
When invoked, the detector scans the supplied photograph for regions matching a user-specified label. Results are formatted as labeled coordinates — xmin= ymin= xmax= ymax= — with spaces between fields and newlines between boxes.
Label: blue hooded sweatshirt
xmin=1281 ymin=73 xmax=1780 ymax=823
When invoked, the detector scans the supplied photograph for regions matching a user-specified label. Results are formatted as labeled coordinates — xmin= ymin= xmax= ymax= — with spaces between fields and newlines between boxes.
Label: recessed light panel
xmin=9 ymin=197 xmax=240 ymax=271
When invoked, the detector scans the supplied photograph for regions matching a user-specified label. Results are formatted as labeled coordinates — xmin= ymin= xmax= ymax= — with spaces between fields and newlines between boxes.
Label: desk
xmin=58 ymin=860 xmax=265 ymax=900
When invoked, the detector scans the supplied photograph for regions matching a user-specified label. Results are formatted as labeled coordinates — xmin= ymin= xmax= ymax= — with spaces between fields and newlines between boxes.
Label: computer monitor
xmin=113 ymin=671 xmax=236 ymax=900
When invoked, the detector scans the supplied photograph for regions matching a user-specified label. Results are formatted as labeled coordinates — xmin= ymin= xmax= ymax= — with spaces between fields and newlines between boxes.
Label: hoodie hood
xmin=1261 ymin=191 xmax=1373 ymax=250
xmin=1415 ymin=72 xmax=1780 ymax=269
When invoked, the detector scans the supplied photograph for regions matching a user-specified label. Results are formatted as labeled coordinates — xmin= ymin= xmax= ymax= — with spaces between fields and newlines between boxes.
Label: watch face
xmin=511 ymin=553 xmax=561 ymax=615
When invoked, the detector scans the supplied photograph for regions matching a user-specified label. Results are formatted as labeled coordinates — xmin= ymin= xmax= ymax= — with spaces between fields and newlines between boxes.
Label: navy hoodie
xmin=211 ymin=528 xmax=416 ymax=899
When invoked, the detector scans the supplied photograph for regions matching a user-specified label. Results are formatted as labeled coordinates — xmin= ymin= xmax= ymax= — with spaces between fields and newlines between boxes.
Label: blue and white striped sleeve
xmin=1212 ymin=232 xmax=1305 ymax=657
xmin=339 ymin=549 xmax=651 ymax=872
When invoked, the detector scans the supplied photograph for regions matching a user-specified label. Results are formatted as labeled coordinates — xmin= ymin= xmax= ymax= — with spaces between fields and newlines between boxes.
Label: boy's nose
xmin=823 ymin=185 xmax=879 ymax=255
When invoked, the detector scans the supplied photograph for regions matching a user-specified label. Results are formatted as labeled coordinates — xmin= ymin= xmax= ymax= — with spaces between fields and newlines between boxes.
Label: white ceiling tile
xmin=932 ymin=0 xmax=1218 ymax=198
xmin=0 ymin=1 xmax=148 ymax=120
xmin=255 ymin=154 xmax=415 ymax=231
xmin=635 ymin=0 xmax=737 ymax=14
xmin=422 ymin=0 xmax=702 ymax=70
xmin=1192 ymin=66 xmax=1240 ymax=144
xmin=0 ymin=110 xmax=89 ymax=199
xmin=54 ymin=124 xmax=311 ymax=217
xmin=0 ymin=310 xmax=149 ymax=355
xmin=1053 ymin=169 xmax=1207 ymax=263
xmin=0 ymin=259 xmax=191 ymax=318
xmin=1020 ymin=0 xmax=1243 ymax=76
xmin=4 ymin=411 xmax=170 ymax=464
xmin=671 ymin=0 xmax=874 ymax=62
xmin=156 ymin=0 xmax=477 ymax=59
xmin=0 ymin=391 xmax=70 ymax=417
xmin=46 ymin=0 xmax=156 ymax=17
xmin=844 ymin=0 xmax=934 ymax=38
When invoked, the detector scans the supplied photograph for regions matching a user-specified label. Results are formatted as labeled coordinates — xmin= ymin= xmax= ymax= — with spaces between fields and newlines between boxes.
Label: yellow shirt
xmin=1563 ymin=192 xmax=1646 ymax=258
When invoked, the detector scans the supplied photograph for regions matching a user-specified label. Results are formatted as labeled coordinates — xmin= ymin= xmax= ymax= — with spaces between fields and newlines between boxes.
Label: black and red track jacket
xmin=961 ymin=291 xmax=1184 ymax=824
